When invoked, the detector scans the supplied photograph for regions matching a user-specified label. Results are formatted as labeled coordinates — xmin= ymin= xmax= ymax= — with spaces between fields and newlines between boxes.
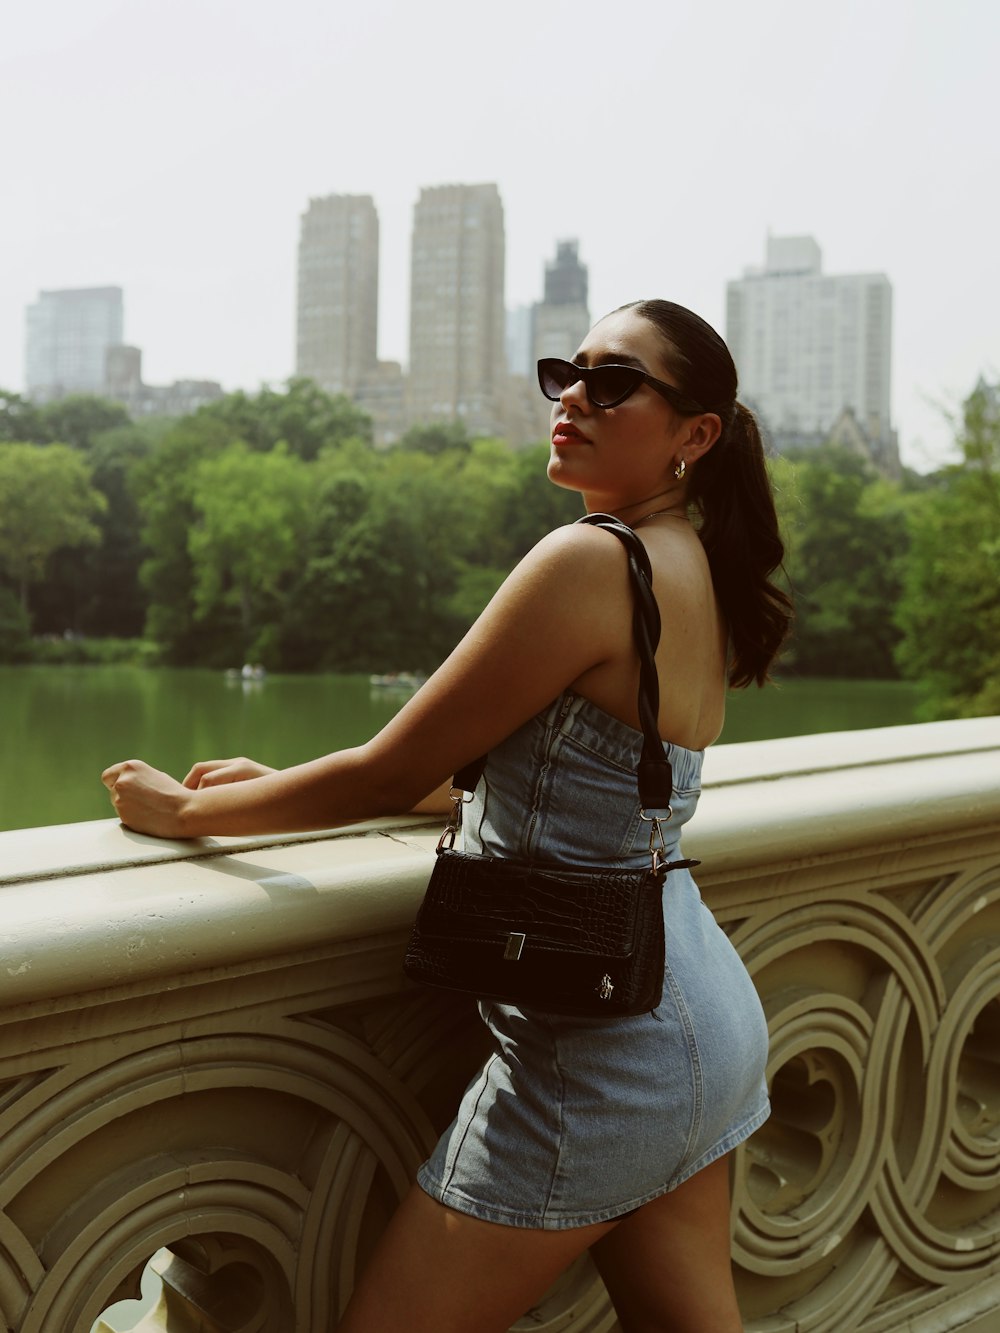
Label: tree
xmin=132 ymin=379 xmax=376 ymax=661
xmin=895 ymin=382 xmax=1000 ymax=717
xmin=396 ymin=421 xmax=471 ymax=455
xmin=0 ymin=443 xmax=107 ymax=621
xmin=132 ymin=414 xmax=237 ymax=662
xmin=30 ymin=423 xmax=160 ymax=637
xmin=276 ymin=442 xmax=468 ymax=672
xmin=0 ymin=587 xmax=30 ymax=662
xmin=0 ymin=391 xmax=46 ymax=444
xmin=772 ymin=445 xmax=909 ymax=677
xmin=188 ymin=442 xmax=315 ymax=664
xmin=39 ymin=395 xmax=131 ymax=451
xmin=196 ymin=378 xmax=374 ymax=460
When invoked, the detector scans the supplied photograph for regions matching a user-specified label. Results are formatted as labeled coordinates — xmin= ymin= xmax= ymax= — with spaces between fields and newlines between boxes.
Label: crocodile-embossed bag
xmin=403 ymin=514 xmax=699 ymax=1017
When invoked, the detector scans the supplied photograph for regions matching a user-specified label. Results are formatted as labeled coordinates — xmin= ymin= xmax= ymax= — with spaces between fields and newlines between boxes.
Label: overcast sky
xmin=2 ymin=0 xmax=996 ymax=470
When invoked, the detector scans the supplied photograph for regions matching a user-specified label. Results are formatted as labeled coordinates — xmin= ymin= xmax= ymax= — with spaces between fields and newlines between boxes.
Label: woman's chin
xmin=546 ymin=454 xmax=587 ymax=492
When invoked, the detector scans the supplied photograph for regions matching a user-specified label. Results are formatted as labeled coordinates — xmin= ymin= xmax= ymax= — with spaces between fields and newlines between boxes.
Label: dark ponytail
xmin=621 ymin=300 xmax=792 ymax=687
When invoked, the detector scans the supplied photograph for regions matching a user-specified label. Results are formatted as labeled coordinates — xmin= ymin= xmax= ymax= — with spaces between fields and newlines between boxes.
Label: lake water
xmin=0 ymin=666 xmax=923 ymax=833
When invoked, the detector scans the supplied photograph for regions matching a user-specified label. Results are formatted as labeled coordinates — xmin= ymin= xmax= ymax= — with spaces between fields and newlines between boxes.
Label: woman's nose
xmin=559 ymin=374 xmax=590 ymax=411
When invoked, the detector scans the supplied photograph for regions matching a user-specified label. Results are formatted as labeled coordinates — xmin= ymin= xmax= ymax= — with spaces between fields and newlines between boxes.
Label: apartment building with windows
xmin=25 ymin=286 xmax=124 ymax=401
xmin=726 ymin=236 xmax=897 ymax=472
xmin=296 ymin=194 xmax=379 ymax=397
xmin=407 ymin=183 xmax=506 ymax=436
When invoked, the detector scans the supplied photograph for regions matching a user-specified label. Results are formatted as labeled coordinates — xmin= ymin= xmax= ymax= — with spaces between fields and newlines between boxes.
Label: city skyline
xmin=2 ymin=0 xmax=997 ymax=471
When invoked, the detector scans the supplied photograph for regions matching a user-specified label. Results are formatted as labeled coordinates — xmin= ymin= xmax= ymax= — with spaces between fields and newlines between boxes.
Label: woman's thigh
xmin=590 ymin=1155 xmax=743 ymax=1333
xmin=338 ymin=1183 xmax=616 ymax=1333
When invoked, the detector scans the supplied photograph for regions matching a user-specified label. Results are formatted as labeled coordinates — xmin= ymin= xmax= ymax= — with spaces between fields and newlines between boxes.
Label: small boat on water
xmin=225 ymin=663 xmax=268 ymax=683
xmin=369 ymin=672 xmax=426 ymax=691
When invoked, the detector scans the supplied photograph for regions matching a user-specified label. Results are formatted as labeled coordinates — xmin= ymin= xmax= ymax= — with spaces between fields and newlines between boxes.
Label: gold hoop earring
xmin=673 ymin=458 xmax=686 ymax=480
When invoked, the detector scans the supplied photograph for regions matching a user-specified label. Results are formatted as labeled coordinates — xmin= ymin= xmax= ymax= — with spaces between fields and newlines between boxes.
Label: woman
xmin=103 ymin=300 xmax=791 ymax=1332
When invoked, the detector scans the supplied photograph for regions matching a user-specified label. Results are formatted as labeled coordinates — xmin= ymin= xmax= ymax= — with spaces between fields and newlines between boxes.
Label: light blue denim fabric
xmin=417 ymin=691 xmax=770 ymax=1229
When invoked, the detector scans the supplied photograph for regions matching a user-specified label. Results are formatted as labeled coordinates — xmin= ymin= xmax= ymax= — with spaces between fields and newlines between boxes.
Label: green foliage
xmin=131 ymin=413 xmax=241 ymax=663
xmin=774 ymin=445 xmax=909 ymax=677
xmin=276 ymin=443 xmax=464 ymax=672
xmin=188 ymin=442 xmax=314 ymax=664
xmin=0 ymin=442 xmax=107 ymax=623
xmin=8 ymin=372 xmax=994 ymax=724
xmin=0 ymin=391 xmax=131 ymax=453
xmin=38 ymin=395 xmax=131 ymax=450
xmin=0 ymin=390 xmax=168 ymax=636
xmin=196 ymin=377 xmax=374 ymax=459
xmin=31 ymin=422 xmax=158 ymax=637
xmin=396 ymin=420 xmax=472 ymax=455
xmin=0 ymin=587 xmax=31 ymax=662
xmin=895 ymin=384 xmax=1000 ymax=718
xmin=0 ymin=391 xmax=47 ymax=444
xmin=27 ymin=636 xmax=159 ymax=666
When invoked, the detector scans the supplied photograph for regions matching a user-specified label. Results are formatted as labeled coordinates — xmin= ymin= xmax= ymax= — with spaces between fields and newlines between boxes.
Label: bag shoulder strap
xmin=452 ymin=513 xmax=674 ymax=812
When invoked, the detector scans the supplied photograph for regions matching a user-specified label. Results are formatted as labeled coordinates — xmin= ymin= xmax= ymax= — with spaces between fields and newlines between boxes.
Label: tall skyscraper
xmin=726 ymin=236 xmax=896 ymax=470
xmin=25 ymin=287 xmax=124 ymax=401
xmin=296 ymin=194 xmax=379 ymax=396
xmin=407 ymin=183 xmax=505 ymax=435
xmin=533 ymin=240 xmax=590 ymax=364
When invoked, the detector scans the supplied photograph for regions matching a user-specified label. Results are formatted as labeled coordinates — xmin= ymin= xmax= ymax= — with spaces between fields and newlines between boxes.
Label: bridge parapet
xmin=1 ymin=717 xmax=998 ymax=1331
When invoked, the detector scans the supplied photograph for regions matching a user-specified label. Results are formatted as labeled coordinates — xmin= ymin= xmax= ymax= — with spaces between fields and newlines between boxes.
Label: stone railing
xmin=1 ymin=717 xmax=998 ymax=1333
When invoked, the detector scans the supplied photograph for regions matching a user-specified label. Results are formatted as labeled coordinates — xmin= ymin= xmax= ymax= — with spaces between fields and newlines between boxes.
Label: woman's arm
xmin=102 ymin=524 xmax=632 ymax=839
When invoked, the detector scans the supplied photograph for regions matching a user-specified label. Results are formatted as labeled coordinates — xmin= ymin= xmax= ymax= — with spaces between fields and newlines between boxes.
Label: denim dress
xmin=416 ymin=691 xmax=770 ymax=1230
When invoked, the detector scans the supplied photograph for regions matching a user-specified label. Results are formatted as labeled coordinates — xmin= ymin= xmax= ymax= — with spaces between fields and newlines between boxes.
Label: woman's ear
xmin=683 ymin=412 xmax=722 ymax=463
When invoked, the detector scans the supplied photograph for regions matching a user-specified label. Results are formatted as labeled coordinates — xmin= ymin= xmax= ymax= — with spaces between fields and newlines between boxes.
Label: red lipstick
xmin=552 ymin=420 xmax=589 ymax=446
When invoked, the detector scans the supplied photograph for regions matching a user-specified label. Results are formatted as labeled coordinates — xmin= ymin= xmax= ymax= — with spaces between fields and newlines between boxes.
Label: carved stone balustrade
xmin=0 ymin=717 xmax=998 ymax=1332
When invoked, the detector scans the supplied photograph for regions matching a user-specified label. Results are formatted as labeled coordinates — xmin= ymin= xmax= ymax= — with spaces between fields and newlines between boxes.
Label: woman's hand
xmin=101 ymin=759 xmax=195 ymax=839
xmin=182 ymin=757 xmax=276 ymax=789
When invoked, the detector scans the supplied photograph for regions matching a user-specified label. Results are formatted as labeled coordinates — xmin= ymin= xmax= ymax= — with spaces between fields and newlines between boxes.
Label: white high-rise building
xmin=296 ymin=194 xmax=379 ymax=396
xmin=407 ymin=183 xmax=506 ymax=436
xmin=726 ymin=236 xmax=896 ymax=469
xmin=25 ymin=287 xmax=124 ymax=401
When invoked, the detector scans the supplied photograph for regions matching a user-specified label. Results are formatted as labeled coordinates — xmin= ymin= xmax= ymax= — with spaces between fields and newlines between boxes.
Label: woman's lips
xmin=552 ymin=421 xmax=589 ymax=445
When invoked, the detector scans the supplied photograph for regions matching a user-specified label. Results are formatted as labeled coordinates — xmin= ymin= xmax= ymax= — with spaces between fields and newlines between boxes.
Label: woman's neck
xmin=584 ymin=491 xmax=689 ymax=528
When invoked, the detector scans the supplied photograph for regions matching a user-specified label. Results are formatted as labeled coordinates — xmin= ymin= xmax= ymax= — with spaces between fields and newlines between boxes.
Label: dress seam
xmin=440 ymin=1051 xmax=499 ymax=1195
xmin=661 ymin=961 xmax=704 ymax=1161
xmin=543 ymin=1026 xmax=568 ymax=1218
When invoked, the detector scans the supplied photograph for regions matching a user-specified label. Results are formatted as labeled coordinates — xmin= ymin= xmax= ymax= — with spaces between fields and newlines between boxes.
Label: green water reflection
xmin=0 ymin=666 xmax=922 ymax=833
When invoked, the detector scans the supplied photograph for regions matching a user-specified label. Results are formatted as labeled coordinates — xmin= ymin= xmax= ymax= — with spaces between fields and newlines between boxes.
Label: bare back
xmin=569 ymin=522 xmax=728 ymax=751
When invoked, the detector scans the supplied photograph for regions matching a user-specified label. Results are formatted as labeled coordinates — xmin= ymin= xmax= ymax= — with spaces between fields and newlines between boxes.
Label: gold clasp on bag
xmin=436 ymin=786 xmax=474 ymax=852
xmin=640 ymin=809 xmax=671 ymax=876
xmin=504 ymin=932 xmax=526 ymax=961
xmin=597 ymin=974 xmax=614 ymax=1000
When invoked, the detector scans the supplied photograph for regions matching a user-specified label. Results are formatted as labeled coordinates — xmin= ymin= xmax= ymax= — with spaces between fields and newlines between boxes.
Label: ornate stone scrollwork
xmin=2 ymin=723 xmax=999 ymax=1332
xmin=729 ymin=864 xmax=1000 ymax=1331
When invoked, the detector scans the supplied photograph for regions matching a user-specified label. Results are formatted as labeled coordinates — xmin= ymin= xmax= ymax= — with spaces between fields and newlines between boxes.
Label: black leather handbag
xmin=402 ymin=514 xmax=699 ymax=1017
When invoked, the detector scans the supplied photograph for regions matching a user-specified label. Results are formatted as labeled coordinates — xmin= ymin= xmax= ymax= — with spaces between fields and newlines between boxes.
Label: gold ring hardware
xmin=436 ymin=787 xmax=475 ymax=851
xmin=640 ymin=810 xmax=671 ymax=874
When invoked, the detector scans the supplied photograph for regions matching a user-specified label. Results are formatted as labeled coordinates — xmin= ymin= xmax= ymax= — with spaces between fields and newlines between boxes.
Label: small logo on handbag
xmin=504 ymin=932 xmax=526 ymax=961
xmin=597 ymin=974 xmax=614 ymax=1000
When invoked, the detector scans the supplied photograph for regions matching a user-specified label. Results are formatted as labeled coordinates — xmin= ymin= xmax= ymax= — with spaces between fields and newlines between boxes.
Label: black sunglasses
xmin=537 ymin=357 xmax=705 ymax=414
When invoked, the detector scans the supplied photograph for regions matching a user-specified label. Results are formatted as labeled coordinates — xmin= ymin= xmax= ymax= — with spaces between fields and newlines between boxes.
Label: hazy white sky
xmin=2 ymin=0 xmax=996 ymax=469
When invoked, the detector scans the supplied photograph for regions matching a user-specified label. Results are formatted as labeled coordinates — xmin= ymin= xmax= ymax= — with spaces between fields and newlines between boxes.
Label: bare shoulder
xmin=514 ymin=521 xmax=631 ymax=598
xmin=527 ymin=519 xmax=630 ymax=567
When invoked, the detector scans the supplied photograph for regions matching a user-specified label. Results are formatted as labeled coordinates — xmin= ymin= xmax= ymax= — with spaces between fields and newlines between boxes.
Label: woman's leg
xmin=338 ymin=1183 xmax=616 ymax=1333
xmin=590 ymin=1155 xmax=743 ymax=1333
